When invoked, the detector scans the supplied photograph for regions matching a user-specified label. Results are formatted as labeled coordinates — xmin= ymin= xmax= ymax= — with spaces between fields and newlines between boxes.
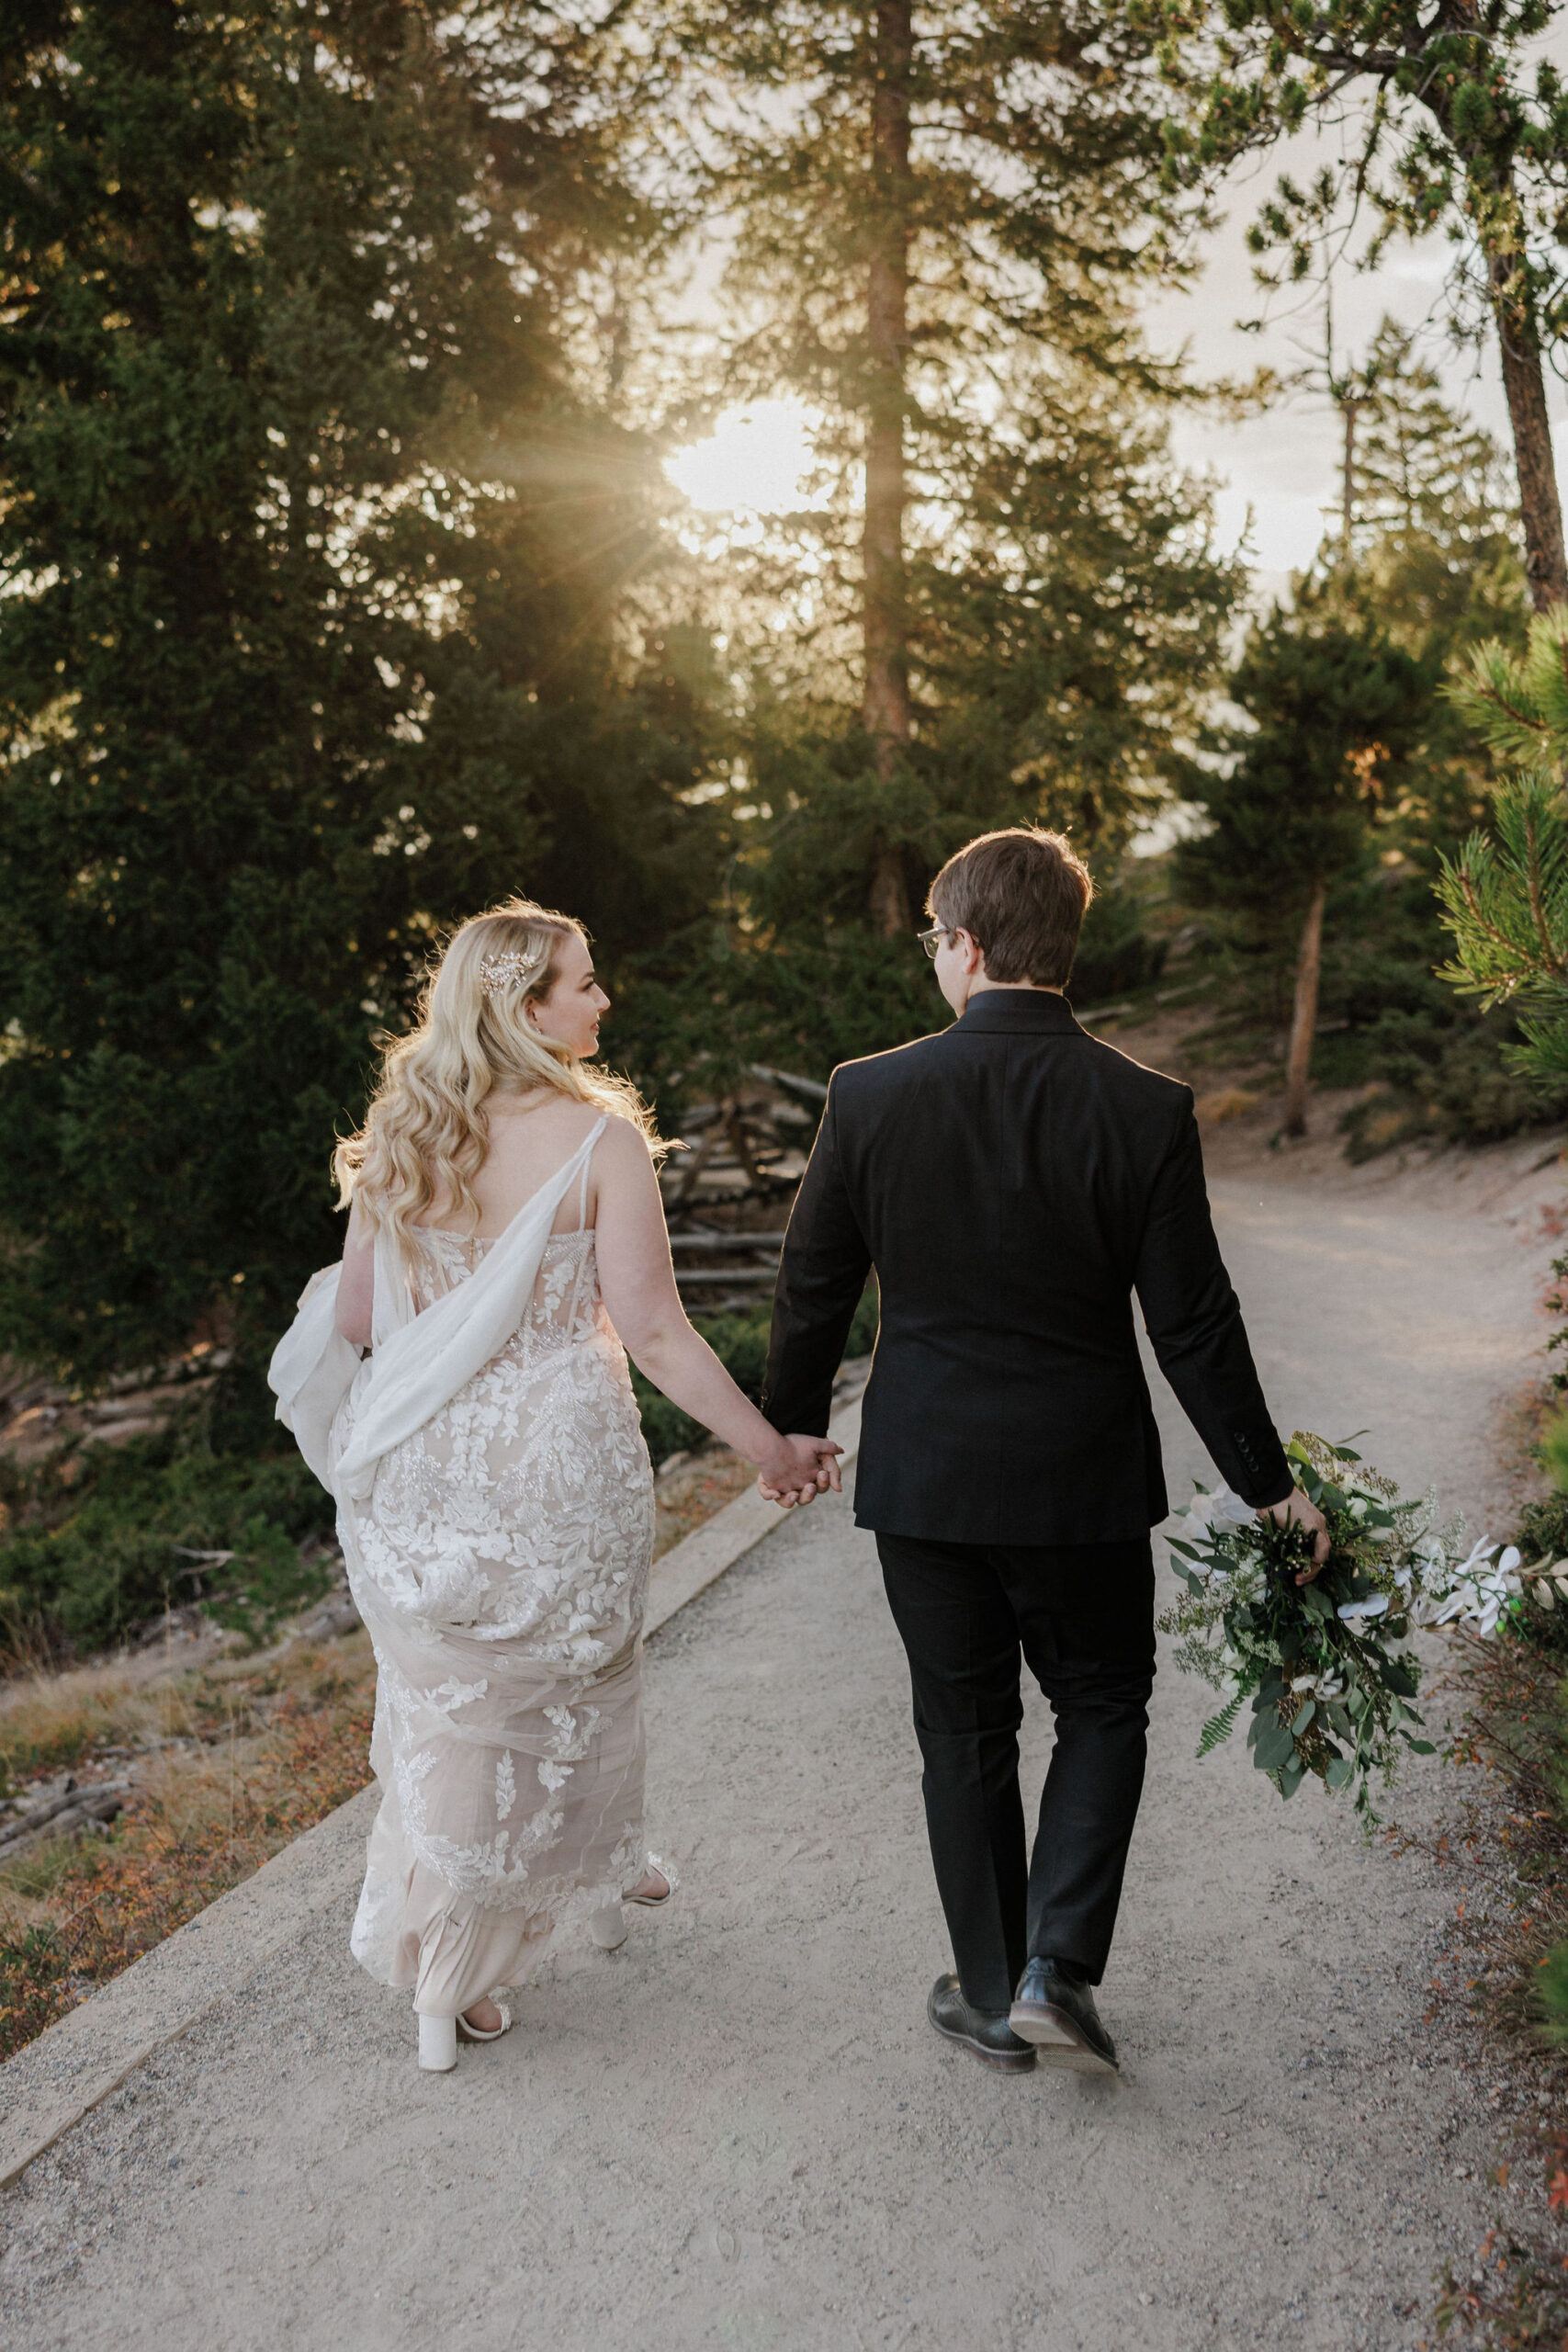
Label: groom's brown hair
xmin=928 ymin=827 xmax=1093 ymax=988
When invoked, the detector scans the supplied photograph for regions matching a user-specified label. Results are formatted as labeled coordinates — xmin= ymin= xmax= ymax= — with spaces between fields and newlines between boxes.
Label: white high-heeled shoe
xmin=457 ymin=2002 xmax=513 ymax=2043
xmin=628 ymin=1853 xmax=676 ymax=1910
xmin=590 ymin=1856 xmax=676 ymax=1951
xmin=589 ymin=1903 xmax=628 ymax=1951
xmin=418 ymin=2014 xmax=457 ymax=2072
xmin=417 ymin=2002 xmax=513 ymax=2067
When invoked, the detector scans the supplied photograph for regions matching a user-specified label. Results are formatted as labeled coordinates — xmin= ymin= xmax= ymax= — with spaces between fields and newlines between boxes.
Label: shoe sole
xmin=1009 ymin=1998 xmax=1118 ymax=2075
xmin=927 ymin=2008 xmax=1036 ymax=2074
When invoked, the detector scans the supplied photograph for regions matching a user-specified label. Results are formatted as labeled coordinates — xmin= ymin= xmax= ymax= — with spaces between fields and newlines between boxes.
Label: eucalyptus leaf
xmin=1253 ymin=1714 xmax=1297 ymax=1771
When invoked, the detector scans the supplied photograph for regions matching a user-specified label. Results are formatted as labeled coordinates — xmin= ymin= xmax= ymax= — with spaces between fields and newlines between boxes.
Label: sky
xmin=1142 ymin=127 xmax=1563 ymax=601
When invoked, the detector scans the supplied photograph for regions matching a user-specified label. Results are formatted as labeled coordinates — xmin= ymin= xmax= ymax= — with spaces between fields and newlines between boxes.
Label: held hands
xmin=757 ymin=1434 xmax=843 ymax=1510
xmin=1259 ymin=1488 xmax=1331 ymax=1582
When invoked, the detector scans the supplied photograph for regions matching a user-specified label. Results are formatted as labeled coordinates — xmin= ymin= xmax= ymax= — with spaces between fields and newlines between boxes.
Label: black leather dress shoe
xmin=927 ymin=1973 xmax=1036 ymax=2073
xmin=1009 ymin=1958 xmax=1118 ymax=2074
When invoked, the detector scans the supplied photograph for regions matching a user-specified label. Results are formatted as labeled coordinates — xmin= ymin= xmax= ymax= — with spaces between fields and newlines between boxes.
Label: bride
xmin=268 ymin=897 xmax=840 ymax=2073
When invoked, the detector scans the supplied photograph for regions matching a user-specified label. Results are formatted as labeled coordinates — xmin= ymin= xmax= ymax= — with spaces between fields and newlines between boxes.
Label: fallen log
xmin=0 ymin=1779 xmax=129 ymax=1856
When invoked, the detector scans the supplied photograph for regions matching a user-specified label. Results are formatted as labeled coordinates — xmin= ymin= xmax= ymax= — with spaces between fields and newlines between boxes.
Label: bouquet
xmin=1160 ymin=1430 xmax=1525 ymax=1817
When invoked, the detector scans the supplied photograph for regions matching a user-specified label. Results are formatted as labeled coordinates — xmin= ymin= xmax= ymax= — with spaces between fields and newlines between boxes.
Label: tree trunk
xmin=1282 ymin=882 xmax=1327 ymax=1139
xmin=1484 ymin=205 xmax=1568 ymax=612
xmin=863 ymin=0 xmax=913 ymax=937
xmin=1411 ymin=63 xmax=1568 ymax=613
xmin=1339 ymin=391 xmax=1360 ymax=563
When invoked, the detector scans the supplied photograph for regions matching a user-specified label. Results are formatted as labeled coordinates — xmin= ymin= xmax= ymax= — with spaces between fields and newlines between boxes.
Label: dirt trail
xmin=2 ymin=1130 xmax=1565 ymax=2352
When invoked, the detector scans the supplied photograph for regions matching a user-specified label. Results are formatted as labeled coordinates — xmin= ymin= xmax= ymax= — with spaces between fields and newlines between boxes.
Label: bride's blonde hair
xmin=334 ymin=897 xmax=660 ymax=1261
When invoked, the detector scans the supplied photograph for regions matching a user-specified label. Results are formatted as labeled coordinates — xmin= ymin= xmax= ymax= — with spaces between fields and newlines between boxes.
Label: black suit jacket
xmin=761 ymin=989 xmax=1292 ymax=1545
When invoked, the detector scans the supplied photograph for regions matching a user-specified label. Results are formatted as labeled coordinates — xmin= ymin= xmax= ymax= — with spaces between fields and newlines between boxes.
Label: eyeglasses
xmin=917 ymin=923 xmax=960 ymax=960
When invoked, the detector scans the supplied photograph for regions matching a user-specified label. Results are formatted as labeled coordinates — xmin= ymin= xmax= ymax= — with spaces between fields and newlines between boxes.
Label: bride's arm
xmin=592 ymin=1119 xmax=840 ymax=1503
xmin=335 ymin=1195 xmax=375 ymax=1350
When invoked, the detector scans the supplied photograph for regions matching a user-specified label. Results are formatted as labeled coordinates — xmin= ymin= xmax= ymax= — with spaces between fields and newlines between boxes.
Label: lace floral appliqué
xmin=341 ymin=1226 xmax=659 ymax=2005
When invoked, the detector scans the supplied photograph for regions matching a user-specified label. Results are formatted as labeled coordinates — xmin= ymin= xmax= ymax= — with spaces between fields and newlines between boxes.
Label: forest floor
xmin=3 ymin=1116 xmax=1568 ymax=2348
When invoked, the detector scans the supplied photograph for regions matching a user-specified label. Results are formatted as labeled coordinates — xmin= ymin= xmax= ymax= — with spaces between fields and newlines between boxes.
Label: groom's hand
xmin=1260 ymin=1488 xmax=1331 ymax=1582
xmin=757 ymin=1434 xmax=842 ymax=1510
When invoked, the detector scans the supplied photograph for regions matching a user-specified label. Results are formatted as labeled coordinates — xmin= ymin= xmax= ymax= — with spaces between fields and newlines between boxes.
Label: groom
xmin=760 ymin=827 xmax=1326 ymax=2074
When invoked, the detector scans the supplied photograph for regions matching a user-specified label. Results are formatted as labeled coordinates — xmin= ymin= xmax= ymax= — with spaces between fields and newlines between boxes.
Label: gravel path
xmin=2 ymin=1136 xmax=1562 ymax=2352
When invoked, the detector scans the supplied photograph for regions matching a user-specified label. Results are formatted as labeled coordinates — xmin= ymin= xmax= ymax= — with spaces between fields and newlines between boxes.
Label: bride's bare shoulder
xmin=482 ymin=1091 xmax=596 ymax=1144
xmin=592 ymin=1108 xmax=657 ymax=1167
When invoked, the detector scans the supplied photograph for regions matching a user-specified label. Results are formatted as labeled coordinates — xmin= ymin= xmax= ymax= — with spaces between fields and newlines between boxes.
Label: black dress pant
xmin=876 ymin=1532 xmax=1156 ymax=2014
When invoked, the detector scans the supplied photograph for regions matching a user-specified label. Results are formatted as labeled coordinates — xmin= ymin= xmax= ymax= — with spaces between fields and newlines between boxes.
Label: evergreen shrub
xmin=0 ymin=1411 xmax=335 ymax=1663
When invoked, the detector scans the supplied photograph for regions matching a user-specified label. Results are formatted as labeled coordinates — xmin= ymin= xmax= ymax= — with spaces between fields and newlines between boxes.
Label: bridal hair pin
xmin=479 ymin=949 xmax=535 ymax=998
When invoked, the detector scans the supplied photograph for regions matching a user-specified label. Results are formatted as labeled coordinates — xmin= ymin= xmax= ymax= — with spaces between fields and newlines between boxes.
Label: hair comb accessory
xmin=479 ymin=949 xmax=533 ymax=998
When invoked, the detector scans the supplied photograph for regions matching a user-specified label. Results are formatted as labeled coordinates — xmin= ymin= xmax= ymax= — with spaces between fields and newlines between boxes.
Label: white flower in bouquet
xmin=1185 ymin=1485 xmax=1258 ymax=1532
xmin=1289 ymin=1670 xmax=1346 ymax=1700
xmin=1421 ymin=1541 xmax=1522 ymax=1638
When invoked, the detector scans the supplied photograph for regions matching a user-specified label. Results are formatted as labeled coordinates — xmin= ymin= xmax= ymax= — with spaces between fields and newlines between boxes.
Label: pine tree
xmin=1330 ymin=323 xmax=1528 ymax=650
xmin=0 ymin=2 xmax=716 ymax=1385
xmin=1179 ymin=319 xmax=1542 ymax=1150
xmin=734 ymin=345 xmax=1245 ymax=916
xmin=665 ymin=0 xmax=1211 ymax=934
xmin=1146 ymin=0 xmax=1568 ymax=608
xmin=1179 ymin=616 xmax=1429 ymax=1134
xmin=1305 ymin=319 xmax=1529 ymax=843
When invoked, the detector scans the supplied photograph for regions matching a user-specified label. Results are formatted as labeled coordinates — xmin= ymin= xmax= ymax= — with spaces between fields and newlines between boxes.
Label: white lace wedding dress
xmin=268 ymin=1119 xmax=658 ymax=2017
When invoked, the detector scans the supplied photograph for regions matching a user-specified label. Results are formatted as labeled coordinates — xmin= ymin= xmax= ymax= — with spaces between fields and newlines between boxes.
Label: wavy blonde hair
xmin=334 ymin=897 xmax=660 ymax=1263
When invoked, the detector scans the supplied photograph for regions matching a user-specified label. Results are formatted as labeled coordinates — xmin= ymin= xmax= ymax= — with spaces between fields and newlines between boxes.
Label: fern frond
xmin=1197 ymin=1691 xmax=1245 ymax=1758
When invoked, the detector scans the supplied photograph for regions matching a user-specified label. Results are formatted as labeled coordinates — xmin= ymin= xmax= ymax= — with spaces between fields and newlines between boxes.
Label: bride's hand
xmin=757 ymin=1434 xmax=842 ymax=1510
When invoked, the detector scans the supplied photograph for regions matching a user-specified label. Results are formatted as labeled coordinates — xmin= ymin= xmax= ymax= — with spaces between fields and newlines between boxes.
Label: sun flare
xmin=663 ymin=399 xmax=823 ymax=515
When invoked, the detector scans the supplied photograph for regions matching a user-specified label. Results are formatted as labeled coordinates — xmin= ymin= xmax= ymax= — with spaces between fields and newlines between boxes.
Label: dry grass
xmin=1428 ymin=1625 xmax=1568 ymax=2044
xmin=0 ymin=1631 xmax=232 ymax=1787
xmin=653 ymin=1446 xmax=757 ymax=1558
xmin=1192 ymin=1086 xmax=1260 ymax=1126
xmin=0 ymin=1631 xmax=376 ymax=2061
